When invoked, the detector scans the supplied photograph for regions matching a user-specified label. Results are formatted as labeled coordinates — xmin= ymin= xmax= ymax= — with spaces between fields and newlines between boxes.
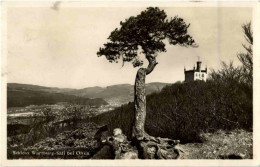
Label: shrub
xmin=90 ymin=67 xmax=252 ymax=143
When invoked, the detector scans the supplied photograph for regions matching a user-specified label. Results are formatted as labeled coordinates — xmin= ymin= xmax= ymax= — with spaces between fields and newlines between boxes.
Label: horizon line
xmin=7 ymin=81 xmax=177 ymax=90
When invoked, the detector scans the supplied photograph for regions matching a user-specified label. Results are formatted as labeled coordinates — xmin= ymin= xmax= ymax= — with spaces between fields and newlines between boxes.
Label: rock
xmin=140 ymin=139 xmax=182 ymax=159
xmin=97 ymin=128 xmax=139 ymax=159
xmin=218 ymin=153 xmax=244 ymax=159
xmin=113 ymin=128 xmax=122 ymax=136
xmin=120 ymin=150 xmax=139 ymax=159
xmin=91 ymin=145 xmax=114 ymax=159
xmin=94 ymin=125 xmax=110 ymax=142
xmin=93 ymin=128 xmax=183 ymax=160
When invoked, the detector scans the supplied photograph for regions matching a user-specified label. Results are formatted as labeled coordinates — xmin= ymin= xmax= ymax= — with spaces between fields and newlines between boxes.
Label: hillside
xmin=90 ymin=80 xmax=252 ymax=142
xmin=7 ymin=85 xmax=107 ymax=108
xmin=8 ymin=83 xmax=73 ymax=93
xmin=8 ymin=82 xmax=169 ymax=107
xmin=65 ymin=82 xmax=169 ymax=106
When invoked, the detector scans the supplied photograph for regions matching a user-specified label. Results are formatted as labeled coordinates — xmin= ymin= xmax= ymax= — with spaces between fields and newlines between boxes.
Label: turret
xmin=196 ymin=61 xmax=202 ymax=71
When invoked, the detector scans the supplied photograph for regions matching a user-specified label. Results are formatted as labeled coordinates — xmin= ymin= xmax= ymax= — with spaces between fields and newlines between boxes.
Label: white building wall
xmin=194 ymin=72 xmax=207 ymax=81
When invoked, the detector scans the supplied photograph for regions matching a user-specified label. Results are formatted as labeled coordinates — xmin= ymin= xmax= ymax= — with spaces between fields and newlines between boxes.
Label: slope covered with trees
xmin=92 ymin=74 xmax=252 ymax=143
xmin=7 ymin=89 xmax=107 ymax=108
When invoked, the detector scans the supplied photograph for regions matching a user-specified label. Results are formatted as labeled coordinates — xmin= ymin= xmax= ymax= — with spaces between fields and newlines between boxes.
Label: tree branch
xmin=146 ymin=56 xmax=158 ymax=75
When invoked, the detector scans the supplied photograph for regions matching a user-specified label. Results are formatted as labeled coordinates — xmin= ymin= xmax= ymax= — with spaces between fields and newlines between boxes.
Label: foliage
xmin=91 ymin=76 xmax=252 ymax=143
xmin=97 ymin=7 xmax=196 ymax=67
xmin=209 ymin=61 xmax=243 ymax=83
xmin=237 ymin=22 xmax=253 ymax=86
xmin=146 ymin=79 xmax=251 ymax=142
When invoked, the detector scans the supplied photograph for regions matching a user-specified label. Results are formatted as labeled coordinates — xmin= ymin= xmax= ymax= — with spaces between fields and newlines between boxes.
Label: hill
xmin=7 ymin=83 xmax=74 ymax=93
xmin=7 ymin=84 xmax=107 ymax=108
xmin=65 ymin=82 xmax=169 ymax=106
xmin=90 ymin=80 xmax=252 ymax=143
xmin=8 ymin=82 xmax=169 ymax=107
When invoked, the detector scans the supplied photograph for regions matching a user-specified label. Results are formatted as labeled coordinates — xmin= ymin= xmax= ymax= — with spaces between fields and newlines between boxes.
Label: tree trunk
xmin=131 ymin=56 xmax=183 ymax=159
xmin=132 ymin=56 xmax=158 ymax=140
xmin=132 ymin=67 xmax=147 ymax=140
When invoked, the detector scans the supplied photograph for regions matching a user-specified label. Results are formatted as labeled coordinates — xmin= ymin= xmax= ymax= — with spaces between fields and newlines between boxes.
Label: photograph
xmin=1 ymin=1 xmax=259 ymax=166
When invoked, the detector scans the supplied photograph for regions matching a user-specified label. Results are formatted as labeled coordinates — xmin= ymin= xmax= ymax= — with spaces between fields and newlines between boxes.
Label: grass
xmin=181 ymin=129 xmax=253 ymax=159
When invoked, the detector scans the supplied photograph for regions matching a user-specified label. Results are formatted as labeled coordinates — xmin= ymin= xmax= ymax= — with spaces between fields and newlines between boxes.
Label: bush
xmin=90 ymin=62 xmax=252 ymax=143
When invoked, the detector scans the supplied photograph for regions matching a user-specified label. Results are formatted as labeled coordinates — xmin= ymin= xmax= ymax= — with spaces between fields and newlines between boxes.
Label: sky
xmin=7 ymin=5 xmax=252 ymax=88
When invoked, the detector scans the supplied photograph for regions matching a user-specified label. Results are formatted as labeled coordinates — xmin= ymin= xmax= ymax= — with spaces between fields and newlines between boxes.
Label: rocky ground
xmin=7 ymin=122 xmax=101 ymax=159
xmin=181 ymin=129 xmax=253 ymax=159
xmin=8 ymin=124 xmax=253 ymax=159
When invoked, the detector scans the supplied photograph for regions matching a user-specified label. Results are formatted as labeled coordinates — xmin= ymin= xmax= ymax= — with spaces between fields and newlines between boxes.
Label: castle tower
xmin=184 ymin=60 xmax=207 ymax=82
xmin=196 ymin=61 xmax=202 ymax=71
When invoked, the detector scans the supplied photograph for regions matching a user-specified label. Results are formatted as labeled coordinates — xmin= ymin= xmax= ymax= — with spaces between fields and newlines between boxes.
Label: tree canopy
xmin=97 ymin=7 xmax=196 ymax=68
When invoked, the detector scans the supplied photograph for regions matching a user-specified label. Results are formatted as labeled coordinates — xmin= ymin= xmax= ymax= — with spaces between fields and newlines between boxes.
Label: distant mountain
xmin=65 ymin=82 xmax=170 ymax=106
xmin=7 ymin=82 xmax=170 ymax=107
xmin=7 ymin=83 xmax=107 ymax=108
xmin=8 ymin=83 xmax=73 ymax=93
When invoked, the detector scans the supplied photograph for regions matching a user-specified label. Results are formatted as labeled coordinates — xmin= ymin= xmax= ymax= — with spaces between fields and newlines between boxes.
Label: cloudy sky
xmin=7 ymin=4 xmax=252 ymax=88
